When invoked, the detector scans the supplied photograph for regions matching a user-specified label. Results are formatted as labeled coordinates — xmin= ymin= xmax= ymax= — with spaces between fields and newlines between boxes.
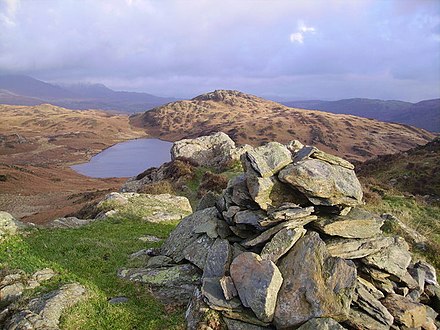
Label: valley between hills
xmin=0 ymin=90 xmax=436 ymax=224
xmin=0 ymin=104 xmax=146 ymax=223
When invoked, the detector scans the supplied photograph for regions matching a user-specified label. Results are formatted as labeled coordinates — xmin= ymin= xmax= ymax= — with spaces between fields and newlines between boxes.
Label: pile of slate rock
xmin=134 ymin=139 xmax=440 ymax=329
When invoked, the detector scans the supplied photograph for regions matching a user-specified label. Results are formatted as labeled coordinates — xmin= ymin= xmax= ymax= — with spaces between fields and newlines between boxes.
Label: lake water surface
xmin=71 ymin=138 xmax=173 ymax=178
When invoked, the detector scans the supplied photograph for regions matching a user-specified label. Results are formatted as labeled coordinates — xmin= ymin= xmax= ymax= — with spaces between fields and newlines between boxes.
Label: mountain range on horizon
xmin=0 ymin=74 xmax=438 ymax=132
xmin=0 ymin=75 xmax=176 ymax=114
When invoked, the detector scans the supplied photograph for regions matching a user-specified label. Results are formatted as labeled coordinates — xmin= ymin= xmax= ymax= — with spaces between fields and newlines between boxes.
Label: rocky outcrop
xmin=116 ymin=134 xmax=439 ymax=330
xmin=3 ymin=283 xmax=87 ymax=330
xmin=97 ymin=192 xmax=192 ymax=222
xmin=0 ymin=212 xmax=26 ymax=241
xmin=171 ymin=132 xmax=250 ymax=169
xmin=0 ymin=269 xmax=56 ymax=306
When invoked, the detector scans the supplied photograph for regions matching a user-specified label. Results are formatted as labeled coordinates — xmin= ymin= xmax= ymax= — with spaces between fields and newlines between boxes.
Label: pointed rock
xmin=230 ymin=252 xmax=283 ymax=323
xmin=243 ymin=142 xmax=292 ymax=178
xmin=260 ymin=227 xmax=306 ymax=263
xmin=279 ymin=159 xmax=362 ymax=207
xmin=274 ymin=232 xmax=357 ymax=329
xmin=314 ymin=208 xmax=384 ymax=239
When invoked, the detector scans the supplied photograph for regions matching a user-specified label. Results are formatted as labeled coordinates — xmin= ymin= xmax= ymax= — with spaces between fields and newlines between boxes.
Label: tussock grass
xmin=0 ymin=216 xmax=185 ymax=329
xmin=362 ymin=182 xmax=440 ymax=271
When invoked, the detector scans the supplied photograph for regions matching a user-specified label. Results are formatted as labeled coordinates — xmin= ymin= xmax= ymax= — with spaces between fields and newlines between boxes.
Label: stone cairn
xmin=123 ymin=139 xmax=440 ymax=329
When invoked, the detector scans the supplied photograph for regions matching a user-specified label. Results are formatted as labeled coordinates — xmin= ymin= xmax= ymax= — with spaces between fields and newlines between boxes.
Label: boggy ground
xmin=0 ymin=104 xmax=146 ymax=224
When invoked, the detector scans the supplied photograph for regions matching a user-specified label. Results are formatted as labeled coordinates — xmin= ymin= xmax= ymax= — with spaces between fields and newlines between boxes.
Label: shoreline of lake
xmin=71 ymin=138 xmax=173 ymax=178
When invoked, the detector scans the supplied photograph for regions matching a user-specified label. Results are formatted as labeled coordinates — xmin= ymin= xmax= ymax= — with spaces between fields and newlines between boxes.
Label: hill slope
xmin=0 ymin=75 xmax=175 ymax=113
xmin=282 ymin=98 xmax=439 ymax=132
xmin=0 ymin=104 xmax=145 ymax=223
xmin=357 ymin=137 xmax=440 ymax=197
xmin=131 ymin=90 xmax=434 ymax=162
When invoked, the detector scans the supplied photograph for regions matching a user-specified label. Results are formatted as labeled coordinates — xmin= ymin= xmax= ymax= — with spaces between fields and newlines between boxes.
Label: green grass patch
xmin=363 ymin=191 xmax=440 ymax=271
xmin=0 ymin=216 xmax=185 ymax=329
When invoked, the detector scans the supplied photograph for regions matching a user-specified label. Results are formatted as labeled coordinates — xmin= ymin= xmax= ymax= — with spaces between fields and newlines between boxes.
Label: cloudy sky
xmin=0 ymin=0 xmax=439 ymax=101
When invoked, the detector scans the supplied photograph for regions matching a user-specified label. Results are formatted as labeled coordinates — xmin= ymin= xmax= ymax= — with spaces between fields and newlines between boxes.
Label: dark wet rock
xmin=279 ymin=159 xmax=362 ymax=207
xmin=230 ymin=252 xmax=283 ymax=323
xmin=313 ymin=208 xmax=384 ymax=239
xmin=223 ymin=206 xmax=241 ymax=224
xmin=274 ymin=232 xmax=357 ymax=329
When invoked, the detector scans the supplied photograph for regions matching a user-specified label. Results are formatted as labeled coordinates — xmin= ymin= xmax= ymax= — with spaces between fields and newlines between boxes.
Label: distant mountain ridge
xmin=282 ymin=98 xmax=439 ymax=132
xmin=131 ymin=89 xmax=434 ymax=162
xmin=0 ymin=75 xmax=176 ymax=113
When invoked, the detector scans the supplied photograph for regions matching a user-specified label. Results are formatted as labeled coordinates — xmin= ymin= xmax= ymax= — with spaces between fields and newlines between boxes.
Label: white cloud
xmin=0 ymin=0 xmax=20 ymax=27
xmin=289 ymin=20 xmax=316 ymax=44
xmin=289 ymin=32 xmax=304 ymax=44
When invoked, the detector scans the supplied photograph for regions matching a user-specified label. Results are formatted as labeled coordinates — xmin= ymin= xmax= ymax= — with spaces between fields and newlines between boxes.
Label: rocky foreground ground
xmin=1 ymin=133 xmax=439 ymax=329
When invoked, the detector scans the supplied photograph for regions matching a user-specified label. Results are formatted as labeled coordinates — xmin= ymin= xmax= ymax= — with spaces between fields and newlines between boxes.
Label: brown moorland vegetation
xmin=0 ymin=104 xmax=145 ymax=223
xmin=131 ymin=90 xmax=434 ymax=162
